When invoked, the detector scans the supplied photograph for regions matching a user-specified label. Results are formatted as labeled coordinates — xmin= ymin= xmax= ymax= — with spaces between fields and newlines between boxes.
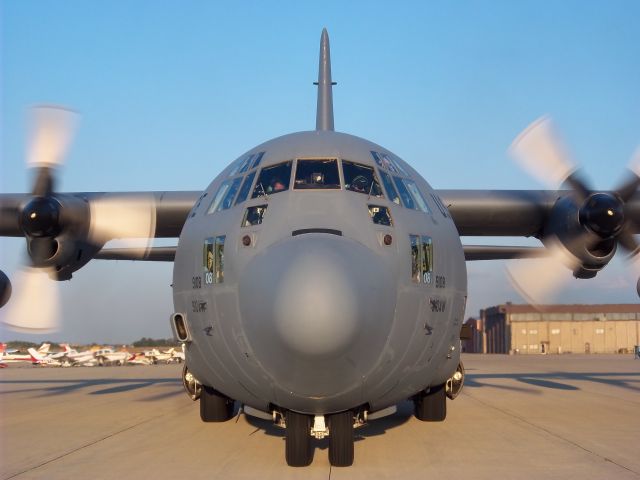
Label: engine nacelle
xmin=543 ymin=195 xmax=616 ymax=279
xmin=22 ymin=195 xmax=103 ymax=280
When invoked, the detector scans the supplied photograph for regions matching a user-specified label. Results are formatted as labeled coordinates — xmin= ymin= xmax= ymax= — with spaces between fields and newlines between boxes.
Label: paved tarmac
xmin=1 ymin=354 xmax=639 ymax=479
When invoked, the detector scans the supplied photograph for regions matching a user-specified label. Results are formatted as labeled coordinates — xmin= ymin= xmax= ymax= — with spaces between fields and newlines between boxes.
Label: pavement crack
xmin=464 ymin=392 xmax=640 ymax=477
xmin=5 ymin=414 xmax=164 ymax=480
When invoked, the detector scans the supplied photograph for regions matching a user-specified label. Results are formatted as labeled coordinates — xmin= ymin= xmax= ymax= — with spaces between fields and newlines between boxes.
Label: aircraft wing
xmin=438 ymin=189 xmax=640 ymax=269
xmin=0 ymin=191 xmax=200 ymax=238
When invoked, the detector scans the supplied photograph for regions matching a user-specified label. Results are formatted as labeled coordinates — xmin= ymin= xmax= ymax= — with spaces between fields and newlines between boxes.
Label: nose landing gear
xmin=283 ymin=410 xmax=356 ymax=467
xmin=285 ymin=411 xmax=312 ymax=467
xmin=327 ymin=411 xmax=354 ymax=467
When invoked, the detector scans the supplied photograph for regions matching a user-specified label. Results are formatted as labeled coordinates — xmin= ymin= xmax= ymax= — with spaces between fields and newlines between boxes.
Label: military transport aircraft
xmin=1 ymin=29 xmax=639 ymax=467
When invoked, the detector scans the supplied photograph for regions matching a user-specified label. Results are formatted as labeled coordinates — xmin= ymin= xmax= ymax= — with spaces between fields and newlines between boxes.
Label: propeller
xmin=507 ymin=116 xmax=640 ymax=305
xmin=1 ymin=105 xmax=157 ymax=333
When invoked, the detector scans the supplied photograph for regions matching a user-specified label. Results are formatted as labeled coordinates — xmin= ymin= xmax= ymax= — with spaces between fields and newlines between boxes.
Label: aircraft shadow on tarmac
xmin=0 ymin=377 xmax=183 ymax=400
xmin=465 ymin=371 xmax=640 ymax=394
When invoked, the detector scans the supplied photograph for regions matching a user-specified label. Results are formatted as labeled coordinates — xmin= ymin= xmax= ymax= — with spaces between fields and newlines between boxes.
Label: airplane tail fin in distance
xmin=28 ymin=348 xmax=44 ymax=362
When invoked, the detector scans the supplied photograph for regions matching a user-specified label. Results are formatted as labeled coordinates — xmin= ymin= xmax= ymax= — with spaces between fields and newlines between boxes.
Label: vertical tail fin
xmin=28 ymin=347 xmax=44 ymax=363
xmin=315 ymin=28 xmax=335 ymax=132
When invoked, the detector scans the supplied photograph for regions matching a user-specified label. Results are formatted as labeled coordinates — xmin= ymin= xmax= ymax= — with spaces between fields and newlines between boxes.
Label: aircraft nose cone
xmin=239 ymin=234 xmax=396 ymax=402
xmin=271 ymin=245 xmax=360 ymax=357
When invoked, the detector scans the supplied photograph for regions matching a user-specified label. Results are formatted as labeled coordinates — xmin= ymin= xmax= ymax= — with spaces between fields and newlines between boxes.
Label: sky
xmin=1 ymin=1 xmax=640 ymax=343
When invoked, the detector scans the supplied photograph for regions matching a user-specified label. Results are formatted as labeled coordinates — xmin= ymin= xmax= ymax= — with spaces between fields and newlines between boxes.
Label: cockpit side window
xmin=217 ymin=177 xmax=243 ymax=211
xmin=242 ymin=205 xmax=268 ymax=227
xmin=410 ymin=235 xmax=433 ymax=284
xmin=393 ymin=176 xmax=415 ymax=209
xmin=410 ymin=235 xmax=421 ymax=283
xmin=378 ymin=170 xmax=401 ymax=205
xmin=342 ymin=161 xmax=383 ymax=196
xmin=368 ymin=205 xmax=393 ymax=226
xmin=294 ymin=159 xmax=340 ymax=189
xmin=208 ymin=179 xmax=233 ymax=213
xmin=403 ymin=179 xmax=431 ymax=213
xmin=252 ymin=161 xmax=293 ymax=198
xmin=203 ymin=235 xmax=225 ymax=284
xmin=235 ymin=171 xmax=256 ymax=206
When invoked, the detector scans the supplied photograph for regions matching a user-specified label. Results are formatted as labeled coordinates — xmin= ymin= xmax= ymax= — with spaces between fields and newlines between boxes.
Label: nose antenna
xmin=314 ymin=28 xmax=336 ymax=131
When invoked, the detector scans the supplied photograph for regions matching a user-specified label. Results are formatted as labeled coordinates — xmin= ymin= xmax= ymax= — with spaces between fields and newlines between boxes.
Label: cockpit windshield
xmin=294 ymin=159 xmax=340 ymax=189
xmin=342 ymin=161 xmax=383 ymax=197
xmin=252 ymin=161 xmax=293 ymax=198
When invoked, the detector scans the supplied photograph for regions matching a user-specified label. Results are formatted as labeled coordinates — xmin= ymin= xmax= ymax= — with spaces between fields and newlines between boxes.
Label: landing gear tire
xmin=414 ymin=383 xmax=446 ymax=421
xmin=328 ymin=411 xmax=354 ymax=467
xmin=200 ymin=385 xmax=234 ymax=422
xmin=285 ymin=411 xmax=312 ymax=467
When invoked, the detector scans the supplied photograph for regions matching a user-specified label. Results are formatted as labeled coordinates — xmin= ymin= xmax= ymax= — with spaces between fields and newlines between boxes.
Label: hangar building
xmin=462 ymin=304 xmax=640 ymax=354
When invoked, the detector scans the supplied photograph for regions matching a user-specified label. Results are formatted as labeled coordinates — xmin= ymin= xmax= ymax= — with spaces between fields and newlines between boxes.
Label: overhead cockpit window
xmin=371 ymin=151 xmax=399 ymax=174
xmin=342 ymin=161 xmax=383 ymax=196
xmin=410 ymin=235 xmax=433 ymax=284
xmin=238 ymin=155 xmax=254 ymax=174
xmin=235 ymin=171 xmax=257 ymax=206
xmin=403 ymin=179 xmax=431 ymax=214
xmin=368 ymin=205 xmax=392 ymax=226
xmin=379 ymin=171 xmax=401 ymax=205
xmin=371 ymin=151 xmax=409 ymax=176
xmin=251 ymin=152 xmax=265 ymax=170
xmin=242 ymin=205 xmax=268 ymax=227
xmin=294 ymin=159 xmax=340 ymax=189
xmin=228 ymin=151 xmax=266 ymax=177
xmin=252 ymin=161 xmax=293 ymax=198
xmin=393 ymin=176 xmax=415 ymax=209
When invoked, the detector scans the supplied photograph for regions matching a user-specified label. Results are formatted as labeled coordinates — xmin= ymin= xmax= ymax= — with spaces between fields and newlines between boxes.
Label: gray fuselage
xmin=173 ymin=130 xmax=466 ymax=415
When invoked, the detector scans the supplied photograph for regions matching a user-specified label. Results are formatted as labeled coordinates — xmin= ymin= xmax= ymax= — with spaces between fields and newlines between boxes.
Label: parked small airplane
xmin=28 ymin=347 xmax=63 ymax=366
xmin=57 ymin=344 xmax=98 ymax=366
xmin=94 ymin=348 xmax=131 ymax=366
xmin=127 ymin=352 xmax=153 ymax=366
xmin=1 ymin=342 xmax=51 ymax=363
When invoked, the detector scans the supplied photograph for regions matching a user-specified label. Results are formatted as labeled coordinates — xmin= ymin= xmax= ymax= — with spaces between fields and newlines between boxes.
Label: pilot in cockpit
xmin=268 ymin=177 xmax=286 ymax=193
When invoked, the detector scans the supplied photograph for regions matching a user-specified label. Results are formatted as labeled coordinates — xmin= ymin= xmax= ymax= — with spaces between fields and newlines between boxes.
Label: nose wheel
xmin=285 ymin=411 xmax=312 ymax=467
xmin=327 ymin=411 xmax=354 ymax=467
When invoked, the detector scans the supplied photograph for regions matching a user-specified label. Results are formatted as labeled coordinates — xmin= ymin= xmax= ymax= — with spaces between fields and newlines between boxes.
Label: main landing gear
xmin=283 ymin=410 xmax=356 ymax=467
xmin=200 ymin=385 xmax=235 ymax=422
xmin=413 ymin=383 xmax=447 ymax=421
xmin=413 ymin=364 xmax=466 ymax=422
